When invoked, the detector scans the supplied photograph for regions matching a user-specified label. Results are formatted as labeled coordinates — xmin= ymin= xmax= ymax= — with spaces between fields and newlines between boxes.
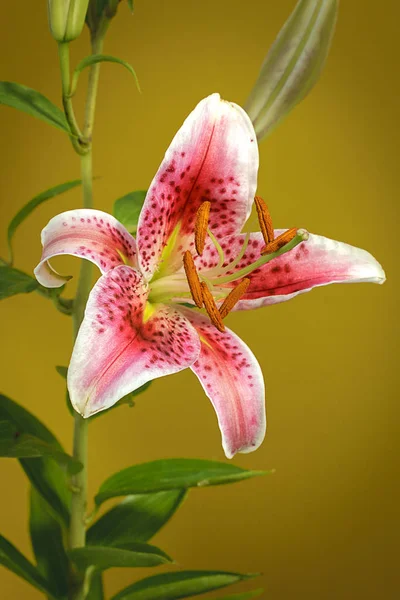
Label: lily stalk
xmin=54 ymin=15 xmax=108 ymax=600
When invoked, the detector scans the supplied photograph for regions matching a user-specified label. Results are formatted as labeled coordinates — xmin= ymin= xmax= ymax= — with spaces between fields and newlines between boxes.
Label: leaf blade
xmin=6 ymin=179 xmax=81 ymax=265
xmin=69 ymin=542 xmax=172 ymax=571
xmin=29 ymin=488 xmax=70 ymax=598
xmin=0 ymin=267 xmax=38 ymax=300
xmin=87 ymin=490 xmax=186 ymax=545
xmin=95 ymin=459 xmax=267 ymax=505
xmin=111 ymin=570 xmax=256 ymax=600
xmin=113 ymin=190 xmax=147 ymax=235
xmin=0 ymin=81 xmax=71 ymax=134
xmin=71 ymin=54 xmax=140 ymax=96
xmin=0 ymin=534 xmax=58 ymax=600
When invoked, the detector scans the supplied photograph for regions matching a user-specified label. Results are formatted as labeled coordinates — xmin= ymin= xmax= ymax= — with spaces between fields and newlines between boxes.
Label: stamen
xmin=200 ymin=282 xmax=225 ymax=332
xmin=195 ymin=201 xmax=211 ymax=255
xmin=254 ymin=196 xmax=274 ymax=245
xmin=261 ymin=228 xmax=297 ymax=255
xmin=207 ymin=232 xmax=251 ymax=278
xmin=219 ymin=278 xmax=251 ymax=319
xmin=183 ymin=250 xmax=203 ymax=308
xmin=207 ymin=228 xmax=225 ymax=269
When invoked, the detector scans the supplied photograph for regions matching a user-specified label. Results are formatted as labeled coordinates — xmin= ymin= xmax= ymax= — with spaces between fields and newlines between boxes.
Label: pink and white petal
xmin=178 ymin=307 xmax=266 ymax=459
xmin=196 ymin=231 xmax=385 ymax=310
xmin=137 ymin=93 xmax=258 ymax=279
xmin=34 ymin=209 xmax=137 ymax=288
xmin=68 ymin=266 xmax=200 ymax=417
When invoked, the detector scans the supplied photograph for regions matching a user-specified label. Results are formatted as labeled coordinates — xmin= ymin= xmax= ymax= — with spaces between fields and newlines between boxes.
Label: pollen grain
xmin=183 ymin=250 xmax=203 ymax=308
xmin=195 ymin=201 xmax=211 ymax=255
xmin=254 ymin=196 xmax=274 ymax=245
xmin=261 ymin=228 xmax=297 ymax=255
xmin=200 ymin=282 xmax=225 ymax=333
xmin=219 ymin=278 xmax=251 ymax=319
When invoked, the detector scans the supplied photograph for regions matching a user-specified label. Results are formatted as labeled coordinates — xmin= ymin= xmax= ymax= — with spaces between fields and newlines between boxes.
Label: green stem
xmin=57 ymin=42 xmax=85 ymax=154
xmin=83 ymin=32 xmax=107 ymax=140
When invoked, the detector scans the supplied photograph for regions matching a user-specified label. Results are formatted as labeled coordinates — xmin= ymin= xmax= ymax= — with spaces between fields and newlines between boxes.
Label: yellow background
xmin=0 ymin=1 xmax=398 ymax=598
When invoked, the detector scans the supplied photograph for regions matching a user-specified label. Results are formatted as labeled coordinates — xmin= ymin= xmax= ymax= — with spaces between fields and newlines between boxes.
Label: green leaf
xmin=245 ymin=0 xmax=338 ymax=140
xmin=0 ymin=81 xmax=71 ymax=134
xmin=111 ymin=570 xmax=256 ymax=600
xmin=87 ymin=490 xmax=186 ymax=545
xmin=0 ymin=534 xmax=58 ymax=599
xmin=86 ymin=570 xmax=105 ymax=600
xmin=55 ymin=366 xmax=74 ymax=415
xmin=127 ymin=0 xmax=134 ymax=13
xmin=215 ymin=590 xmax=264 ymax=600
xmin=95 ymin=459 xmax=266 ymax=505
xmin=6 ymin=180 xmax=81 ymax=265
xmin=29 ymin=488 xmax=69 ymax=598
xmin=0 ymin=423 xmax=82 ymax=474
xmin=113 ymin=190 xmax=147 ymax=234
xmin=70 ymin=542 xmax=172 ymax=571
xmin=71 ymin=54 xmax=140 ymax=96
xmin=0 ymin=394 xmax=71 ymax=525
xmin=0 ymin=266 xmax=38 ymax=300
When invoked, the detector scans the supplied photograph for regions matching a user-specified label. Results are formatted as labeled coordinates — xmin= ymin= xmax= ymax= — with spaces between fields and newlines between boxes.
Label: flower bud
xmin=245 ymin=0 xmax=338 ymax=142
xmin=48 ymin=0 xmax=90 ymax=42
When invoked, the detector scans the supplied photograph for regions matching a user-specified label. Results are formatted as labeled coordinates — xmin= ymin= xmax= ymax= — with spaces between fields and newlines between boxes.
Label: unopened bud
xmin=245 ymin=0 xmax=338 ymax=142
xmin=48 ymin=0 xmax=90 ymax=42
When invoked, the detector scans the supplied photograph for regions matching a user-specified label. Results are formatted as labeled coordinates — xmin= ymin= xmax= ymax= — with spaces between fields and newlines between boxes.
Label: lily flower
xmin=34 ymin=94 xmax=385 ymax=458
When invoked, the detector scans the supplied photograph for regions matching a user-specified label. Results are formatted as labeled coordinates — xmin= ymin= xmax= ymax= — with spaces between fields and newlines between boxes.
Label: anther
xmin=200 ymin=282 xmax=225 ymax=332
xmin=254 ymin=196 xmax=274 ymax=245
xmin=261 ymin=228 xmax=297 ymax=255
xmin=219 ymin=278 xmax=251 ymax=319
xmin=195 ymin=201 xmax=211 ymax=255
xmin=183 ymin=250 xmax=203 ymax=308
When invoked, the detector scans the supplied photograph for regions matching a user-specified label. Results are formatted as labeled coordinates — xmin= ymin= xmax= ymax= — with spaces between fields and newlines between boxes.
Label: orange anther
xmin=254 ymin=196 xmax=274 ymax=245
xmin=183 ymin=250 xmax=203 ymax=308
xmin=200 ymin=282 xmax=225 ymax=333
xmin=195 ymin=201 xmax=211 ymax=255
xmin=261 ymin=228 xmax=297 ymax=255
xmin=219 ymin=278 xmax=251 ymax=319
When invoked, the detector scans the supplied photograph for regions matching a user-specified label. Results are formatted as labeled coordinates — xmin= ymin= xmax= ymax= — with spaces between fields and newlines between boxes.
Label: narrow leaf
xmin=216 ymin=590 xmax=264 ymax=600
xmin=6 ymin=180 xmax=81 ymax=265
xmin=0 ymin=81 xmax=71 ymax=134
xmin=86 ymin=570 xmax=105 ymax=600
xmin=127 ymin=0 xmax=134 ymax=13
xmin=113 ymin=190 xmax=147 ymax=235
xmin=70 ymin=542 xmax=172 ymax=571
xmin=0 ymin=534 xmax=58 ymax=599
xmin=111 ymin=570 xmax=256 ymax=600
xmin=95 ymin=459 xmax=266 ymax=505
xmin=0 ymin=394 xmax=71 ymax=525
xmin=0 ymin=267 xmax=38 ymax=300
xmin=245 ymin=0 xmax=338 ymax=140
xmin=87 ymin=490 xmax=186 ymax=545
xmin=29 ymin=488 xmax=69 ymax=598
xmin=71 ymin=54 xmax=140 ymax=96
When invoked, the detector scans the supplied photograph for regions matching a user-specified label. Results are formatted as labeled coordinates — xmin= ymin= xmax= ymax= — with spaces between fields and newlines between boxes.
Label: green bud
xmin=86 ymin=0 xmax=124 ymax=36
xmin=245 ymin=0 xmax=338 ymax=142
xmin=47 ymin=0 xmax=90 ymax=42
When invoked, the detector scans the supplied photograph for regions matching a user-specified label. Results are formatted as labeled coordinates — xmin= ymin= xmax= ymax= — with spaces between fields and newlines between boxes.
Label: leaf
xmin=29 ymin=488 xmax=70 ymax=598
xmin=95 ymin=459 xmax=267 ymax=505
xmin=0 ymin=266 xmax=38 ymax=300
xmin=127 ymin=0 xmax=134 ymax=13
xmin=0 ymin=81 xmax=71 ymax=134
xmin=215 ymin=591 xmax=264 ymax=600
xmin=71 ymin=54 xmax=140 ymax=96
xmin=0 ymin=424 xmax=82 ymax=475
xmin=55 ymin=366 xmax=74 ymax=415
xmin=111 ymin=570 xmax=256 ymax=600
xmin=113 ymin=190 xmax=147 ymax=234
xmin=86 ymin=570 xmax=105 ymax=600
xmin=0 ymin=534 xmax=58 ymax=599
xmin=87 ymin=490 xmax=186 ymax=546
xmin=6 ymin=180 xmax=81 ymax=265
xmin=69 ymin=542 xmax=172 ymax=571
xmin=0 ymin=394 xmax=71 ymax=525
xmin=245 ymin=0 xmax=338 ymax=140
